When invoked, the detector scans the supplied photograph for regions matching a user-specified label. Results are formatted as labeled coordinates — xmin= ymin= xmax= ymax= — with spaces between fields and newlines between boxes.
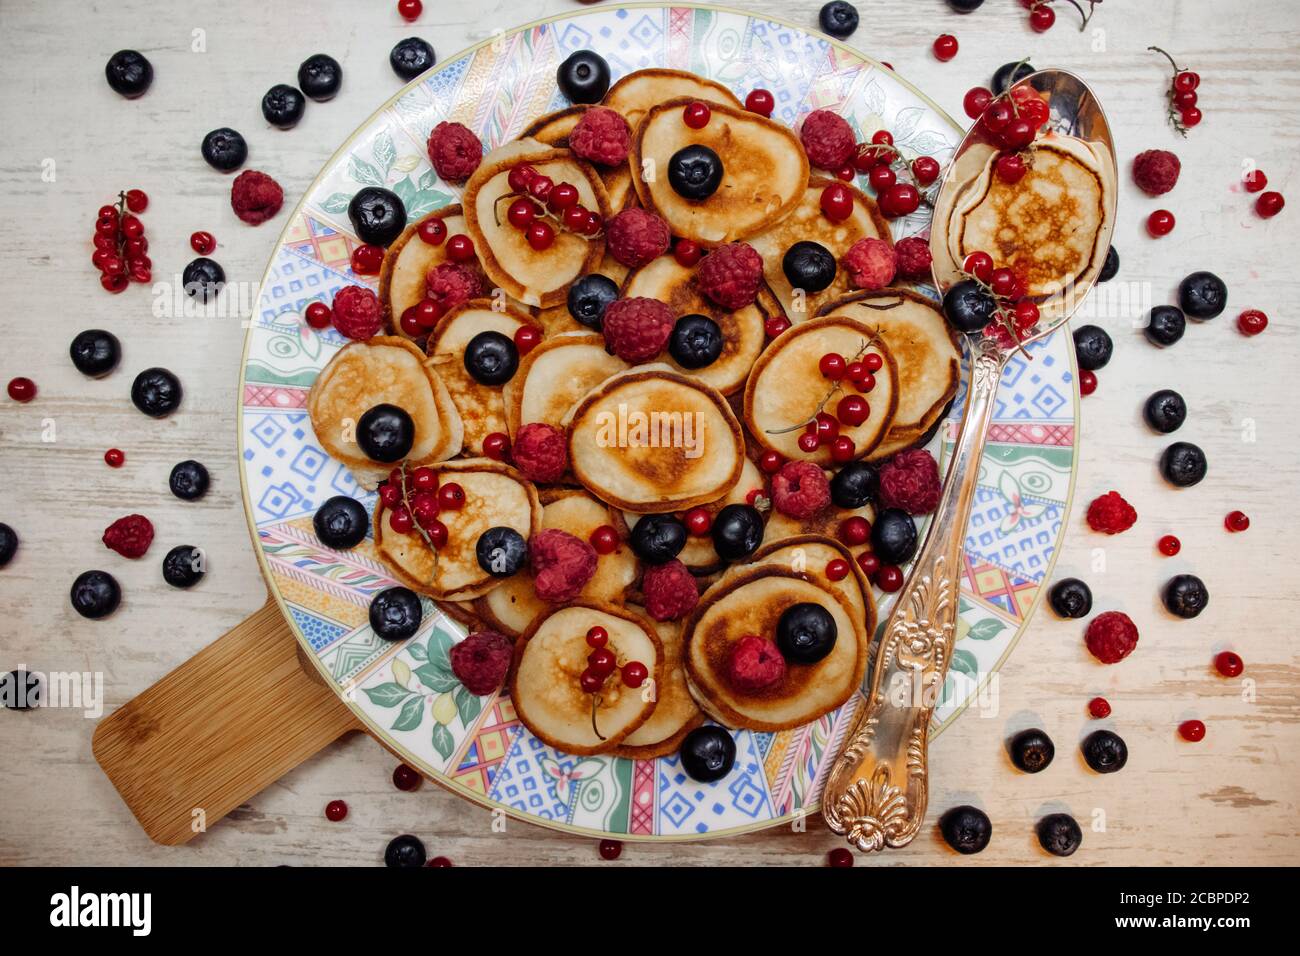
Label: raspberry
xmin=529 ymin=529 xmax=597 ymax=603
xmin=331 ymin=285 xmax=383 ymax=340
xmin=696 ymin=242 xmax=764 ymax=310
xmin=771 ymin=461 xmax=831 ymax=519
xmin=102 ymin=514 xmax=154 ymax=559
xmin=878 ymin=449 xmax=941 ymax=514
xmin=449 ymin=630 xmax=512 ymax=695
xmin=601 ymin=297 xmax=674 ymax=363
xmin=605 ymin=208 xmax=670 ymax=268
xmin=799 ymin=109 xmax=856 ymax=170
xmin=727 ymin=635 xmax=786 ymax=692
xmin=843 ymin=237 xmax=897 ymax=290
xmin=1085 ymin=611 xmax=1139 ymax=665
xmin=1132 ymin=149 xmax=1180 ymax=196
xmin=230 ymin=170 xmax=284 ymax=225
xmin=642 ymin=559 xmax=699 ymax=621
xmin=893 ymin=236 xmax=933 ymax=280
xmin=425 ymin=262 xmax=483 ymax=312
xmin=569 ymin=107 xmax=631 ymax=167
xmin=1086 ymin=490 xmax=1137 ymax=535
xmin=512 ymin=422 xmax=568 ymax=483
xmin=427 ymin=122 xmax=483 ymax=183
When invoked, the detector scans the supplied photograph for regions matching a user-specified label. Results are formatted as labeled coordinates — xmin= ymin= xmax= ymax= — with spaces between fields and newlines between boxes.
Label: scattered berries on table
xmin=1215 ymin=651 xmax=1244 ymax=678
xmin=1256 ymin=191 xmax=1285 ymax=218
xmin=939 ymin=805 xmax=992 ymax=855
xmin=1048 ymin=578 xmax=1092 ymax=619
xmin=1088 ymin=696 xmax=1112 ymax=719
xmin=1237 ymin=309 xmax=1268 ymax=336
xmin=1009 ymin=728 xmax=1055 ymax=773
xmin=1086 ymin=491 xmax=1137 ymax=535
xmin=1037 ymin=813 xmax=1082 ymax=857
xmin=932 ymin=34 xmax=958 ymax=62
xmin=818 ymin=2 xmax=860 ymax=40
xmin=102 ymin=514 xmax=154 ymax=559
xmin=598 ymin=839 xmax=623 ymax=861
xmin=1082 ymin=729 xmax=1128 ymax=774
xmin=1224 ymin=510 xmax=1250 ymax=533
xmin=1132 ymin=149 xmax=1181 ymax=195
xmin=384 ymin=834 xmax=426 ymax=867
xmin=1085 ymin=610 xmax=1139 ymax=665
xmin=325 ymin=799 xmax=348 ymax=822
xmin=1162 ymin=574 xmax=1209 ymax=619
xmin=201 ymin=128 xmax=247 ymax=172
xmin=230 ymin=170 xmax=284 ymax=225
xmin=390 ymin=37 xmax=436 ymax=82
xmin=104 ymin=448 xmax=125 ymax=468
xmin=1157 ymin=534 xmax=1181 ymax=556
xmin=1179 ymin=719 xmax=1206 ymax=742
xmin=7 ymin=377 xmax=36 ymax=403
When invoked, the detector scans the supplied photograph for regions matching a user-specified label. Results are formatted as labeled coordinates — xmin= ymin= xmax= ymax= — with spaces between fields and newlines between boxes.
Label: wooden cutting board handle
xmin=92 ymin=595 xmax=361 ymax=846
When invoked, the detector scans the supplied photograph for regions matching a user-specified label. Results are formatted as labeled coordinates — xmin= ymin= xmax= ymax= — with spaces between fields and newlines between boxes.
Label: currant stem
xmin=590 ymin=693 xmax=606 ymax=741
xmin=1147 ymin=45 xmax=1184 ymax=74
xmin=765 ymin=335 xmax=879 ymax=436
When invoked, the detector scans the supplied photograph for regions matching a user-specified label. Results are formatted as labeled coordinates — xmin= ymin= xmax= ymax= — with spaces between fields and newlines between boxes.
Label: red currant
xmin=684 ymin=507 xmax=713 ymax=536
xmin=104 ymin=448 xmax=125 ymax=467
xmin=867 ymin=163 xmax=897 ymax=192
xmin=862 ymin=352 xmax=883 ymax=373
xmin=548 ymin=182 xmax=580 ymax=211
xmin=351 ymin=243 xmax=384 ymax=274
xmin=6 ymin=377 xmax=36 ymax=402
xmin=744 ymin=88 xmax=774 ymax=117
xmin=1157 ymin=534 xmax=1181 ymax=556
xmin=673 ymin=239 xmax=702 ymax=267
xmin=963 ymin=251 xmax=994 ymax=283
xmin=414 ymin=297 xmax=444 ymax=331
xmin=586 ymin=625 xmax=609 ymax=648
xmin=562 ymin=204 xmax=590 ymax=233
xmin=526 ymin=220 xmax=555 ymax=251
xmin=875 ymin=565 xmax=904 ymax=592
xmin=514 ymin=324 xmax=542 ymax=355
xmin=392 ymin=763 xmax=422 ymax=791
xmin=425 ymin=519 xmax=448 ymax=548
xmin=1179 ymin=107 xmax=1202 ymax=128
xmin=437 ymin=482 xmax=465 ymax=511
xmin=759 ymin=450 xmax=784 ymax=474
xmin=814 ymin=412 xmax=839 ymax=443
xmin=411 ymin=492 xmax=439 ymax=526
xmin=1087 ymin=696 xmax=1111 ymax=719
xmin=828 ymin=847 xmax=854 ymax=868
xmin=589 ymin=527 xmax=619 ymax=555
xmin=872 ymin=130 xmax=893 ymax=147
xmin=1214 ymin=651 xmax=1243 ymax=678
xmin=835 ymin=165 xmax=855 ymax=182
xmin=1243 ymin=169 xmax=1267 ymax=193
xmin=418 ymin=217 xmax=447 ymax=245
xmin=879 ymin=182 xmax=920 ymax=218
xmin=324 ymin=799 xmax=348 ymax=821
xmin=1146 ymin=209 xmax=1176 ymax=237
xmin=1029 ymin=4 xmax=1056 ymax=32
xmin=1078 ymin=369 xmax=1097 ymax=395
xmin=995 ymin=153 xmax=1027 ymax=185
xmin=528 ymin=175 xmax=554 ymax=203
xmin=829 ymin=436 xmax=856 ymax=464
xmin=190 ymin=231 xmax=216 ymax=255
xmin=483 ymin=432 xmax=510 ymax=461
xmin=1224 ymin=510 xmax=1250 ymax=532
xmin=840 ymin=516 xmax=871 ymax=546
xmin=852 ymin=371 xmax=876 ymax=394
xmin=579 ymin=668 xmax=604 ymax=694
xmin=388 ymin=505 xmax=414 ymax=534
xmin=818 ymin=352 xmax=847 ymax=380
xmin=1020 ymin=97 xmax=1050 ymax=129
xmin=508 ymin=165 xmax=537 ymax=193
xmin=1013 ymin=299 xmax=1039 ymax=329
xmin=765 ymin=316 xmax=791 ymax=338
xmin=933 ymin=35 xmax=958 ymax=62
xmin=856 ymin=551 xmax=880 ymax=577
xmin=621 ymin=661 xmax=648 ymax=688
xmin=507 ymin=197 xmax=539 ymax=229
xmin=797 ymin=431 xmax=821 ymax=454
xmin=912 ymin=156 xmax=941 ymax=186
xmin=1256 ymin=191 xmax=1285 ymax=218
xmin=379 ymin=484 xmax=402 ymax=508
xmin=825 ymin=559 xmax=850 ymax=582
xmin=963 ymin=87 xmax=993 ymax=120
xmin=1173 ymin=89 xmax=1198 ymax=109
xmin=588 ymin=648 xmax=617 ymax=675
xmin=101 ymin=273 xmax=129 ymax=295
xmin=598 ymin=838 xmax=623 ymax=861
xmin=398 ymin=0 xmax=422 ymax=20
xmin=1173 ymin=71 xmax=1200 ymax=92
xmin=683 ymin=101 xmax=711 ymax=129
xmin=125 ymin=188 xmax=149 ymax=213
xmin=409 ymin=466 xmax=437 ymax=493
xmin=820 ymin=183 xmax=854 ymax=222
xmin=121 ymin=215 xmax=144 ymax=240
xmin=999 ymin=119 xmax=1036 ymax=151
xmin=1237 ymin=309 xmax=1268 ymax=336
xmin=982 ymin=99 xmax=1015 ymax=135
xmin=1178 ymin=719 xmax=1206 ymax=742
xmin=445 ymin=234 xmax=476 ymax=263
xmin=989 ymin=268 xmax=1017 ymax=298
xmin=836 ymin=394 xmax=870 ymax=427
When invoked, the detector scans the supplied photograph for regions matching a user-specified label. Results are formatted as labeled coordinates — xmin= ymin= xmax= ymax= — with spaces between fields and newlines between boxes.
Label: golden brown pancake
xmin=502 ymin=332 xmax=627 ymax=437
xmin=603 ymin=68 xmax=741 ymax=132
xmin=566 ymin=366 xmax=745 ymax=513
xmin=510 ymin=601 xmax=663 ymax=755
xmin=522 ymin=106 xmax=635 ymax=212
xmin=632 ymin=97 xmax=808 ymax=245
xmin=684 ymin=565 xmax=867 ymax=731
xmin=744 ymin=315 xmax=899 ymax=465
xmin=748 ymin=176 xmax=892 ymax=321
xmin=378 ymin=205 xmax=472 ymax=343
xmin=611 ymin=611 xmax=704 ymax=759
xmin=373 ymin=458 xmax=541 ymax=601
xmin=307 ymin=336 xmax=463 ymax=488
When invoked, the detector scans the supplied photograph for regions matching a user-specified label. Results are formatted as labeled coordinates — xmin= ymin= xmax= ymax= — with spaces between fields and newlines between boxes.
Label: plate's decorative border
xmin=237 ymin=3 xmax=1079 ymax=841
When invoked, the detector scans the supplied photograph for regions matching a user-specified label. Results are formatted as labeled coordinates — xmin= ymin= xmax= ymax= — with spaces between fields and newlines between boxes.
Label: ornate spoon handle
xmin=822 ymin=339 xmax=1003 ymax=851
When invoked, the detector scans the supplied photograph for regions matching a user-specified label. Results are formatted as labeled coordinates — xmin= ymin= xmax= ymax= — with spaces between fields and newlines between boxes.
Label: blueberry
xmin=1178 ymin=271 xmax=1228 ymax=320
xmin=870 ymin=508 xmax=917 ymax=565
xmin=370 ymin=586 xmax=422 ymax=641
xmin=0 ymin=523 xmax=16 ymax=567
xmin=668 ymin=145 xmax=723 ymax=201
xmin=943 ymin=279 xmax=997 ymax=334
xmin=776 ymin=602 xmax=838 ymax=664
xmin=357 ymin=404 xmax=414 ymax=463
xmin=1048 ymin=577 xmax=1092 ymax=619
xmin=1081 ymin=729 xmax=1128 ymax=774
xmin=668 ymin=314 xmax=724 ymax=369
xmin=1143 ymin=389 xmax=1186 ymax=433
xmin=348 ymin=186 xmax=407 ymax=247
xmin=1072 ymin=324 xmax=1113 ymax=370
xmin=105 ymin=50 xmax=152 ymax=98
xmin=1144 ymin=305 xmax=1185 ymax=347
xmin=390 ymin=38 xmax=436 ymax=82
xmin=818 ymin=1 xmax=860 ymax=39
xmin=1099 ymin=246 xmax=1119 ymax=283
xmin=476 ymin=527 xmax=527 ymax=577
xmin=710 ymin=504 xmax=764 ymax=562
xmin=782 ymin=241 xmax=837 ymax=293
xmin=169 ymin=460 xmax=210 ymax=501
xmin=1160 ymin=441 xmax=1207 ymax=488
xmin=464 ymin=331 xmax=519 ymax=386
xmin=201 ymin=127 xmax=248 ymax=172
xmin=630 ymin=514 xmax=687 ymax=565
xmin=1 ymin=670 xmax=41 ymax=710
xmin=567 ymin=274 xmax=620 ymax=331
xmin=939 ymin=805 xmax=992 ymax=854
xmin=1036 ymin=812 xmax=1082 ymax=856
xmin=70 ymin=570 xmax=122 ymax=620
xmin=830 ymin=461 xmax=879 ymax=509
xmin=182 ymin=257 xmax=225 ymax=302
xmin=946 ymin=0 xmax=986 ymax=11
xmin=679 ymin=725 xmax=736 ymax=782
xmin=1009 ymin=728 xmax=1055 ymax=773
xmin=992 ymin=61 xmax=1036 ymax=95
xmin=297 ymin=53 xmax=342 ymax=102
xmin=1163 ymin=574 xmax=1209 ymax=619
xmin=556 ymin=50 xmax=610 ymax=104
xmin=314 ymin=496 xmax=369 ymax=549
xmin=131 ymin=367 xmax=183 ymax=418
xmin=384 ymin=834 xmax=427 ymax=868
xmin=261 ymin=84 xmax=306 ymax=129
xmin=162 ymin=546 xmax=206 ymax=589
xmin=69 ymin=329 xmax=120 ymax=378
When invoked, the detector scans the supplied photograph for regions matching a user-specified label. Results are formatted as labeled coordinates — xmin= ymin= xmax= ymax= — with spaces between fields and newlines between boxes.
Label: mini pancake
xmin=510 ymin=601 xmax=663 ymax=755
xmin=425 ymin=298 xmax=533 ymax=454
xmin=611 ymin=611 xmax=704 ymax=759
xmin=502 ymin=332 xmax=627 ymax=437
xmin=532 ymin=251 xmax=630 ymax=336
xmin=473 ymin=490 xmax=637 ymax=637
xmin=604 ymin=68 xmax=741 ymax=132
xmin=620 ymin=256 xmax=771 ymax=395
xmin=816 ymin=288 xmax=961 ymax=459
xmin=373 ymin=458 xmax=542 ymax=601
xmin=748 ymin=176 xmax=891 ymax=321
xmin=684 ymin=564 xmax=867 ymax=732
xmin=463 ymin=140 xmax=610 ymax=308
xmin=522 ymin=106 xmax=634 ymax=212
xmin=632 ymin=97 xmax=808 ymax=245
xmin=763 ymin=494 xmax=876 ymax=548
xmin=378 ymin=204 xmax=473 ymax=343
xmin=435 ymin=599 xmax=483 ymax=631
xmin=744 ymin=316 xmax=899 ymax=465
xmin=308 ymin=335 xmax=463 ymax=488
xmin=566 ymin=366 xmax=745 ymax=513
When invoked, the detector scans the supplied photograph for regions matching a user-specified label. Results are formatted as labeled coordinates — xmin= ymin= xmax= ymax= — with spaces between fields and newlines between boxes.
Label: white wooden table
xmin=1 ymin=0 xmax=1298 ymax=866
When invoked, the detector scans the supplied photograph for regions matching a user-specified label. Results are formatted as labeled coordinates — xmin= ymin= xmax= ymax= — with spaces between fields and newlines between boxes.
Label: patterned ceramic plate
xmin=238 ymin=2 xmax=1079 ymax=840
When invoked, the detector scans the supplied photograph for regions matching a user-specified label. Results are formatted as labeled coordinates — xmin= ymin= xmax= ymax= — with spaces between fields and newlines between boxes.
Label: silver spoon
xmin=821 ymin=69 xmax=1117 ymax=852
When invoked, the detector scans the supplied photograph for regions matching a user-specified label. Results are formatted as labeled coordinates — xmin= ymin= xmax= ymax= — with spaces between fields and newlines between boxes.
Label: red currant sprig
xmin=849 ymin=131 xmax=940 ymax=218
xmin=1148 ymin=46 xmax=1201 ymax=136
xmin=495 ymin=164 xmax=603 ymax=249
xmin=92 ymin=189 xmax=151 ymax=293
xmin=959 ymin=250 xmax=1039 ymax=353
xmin=378 ymin=462 xmax=460 ymax=557
xmin=767 ymin=335 xmax=884 ymax=461
xmin=580 ymin=625 xmax=647 ymax=740
xmin=1023 ymin=0 xmax=1101 ymax=32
